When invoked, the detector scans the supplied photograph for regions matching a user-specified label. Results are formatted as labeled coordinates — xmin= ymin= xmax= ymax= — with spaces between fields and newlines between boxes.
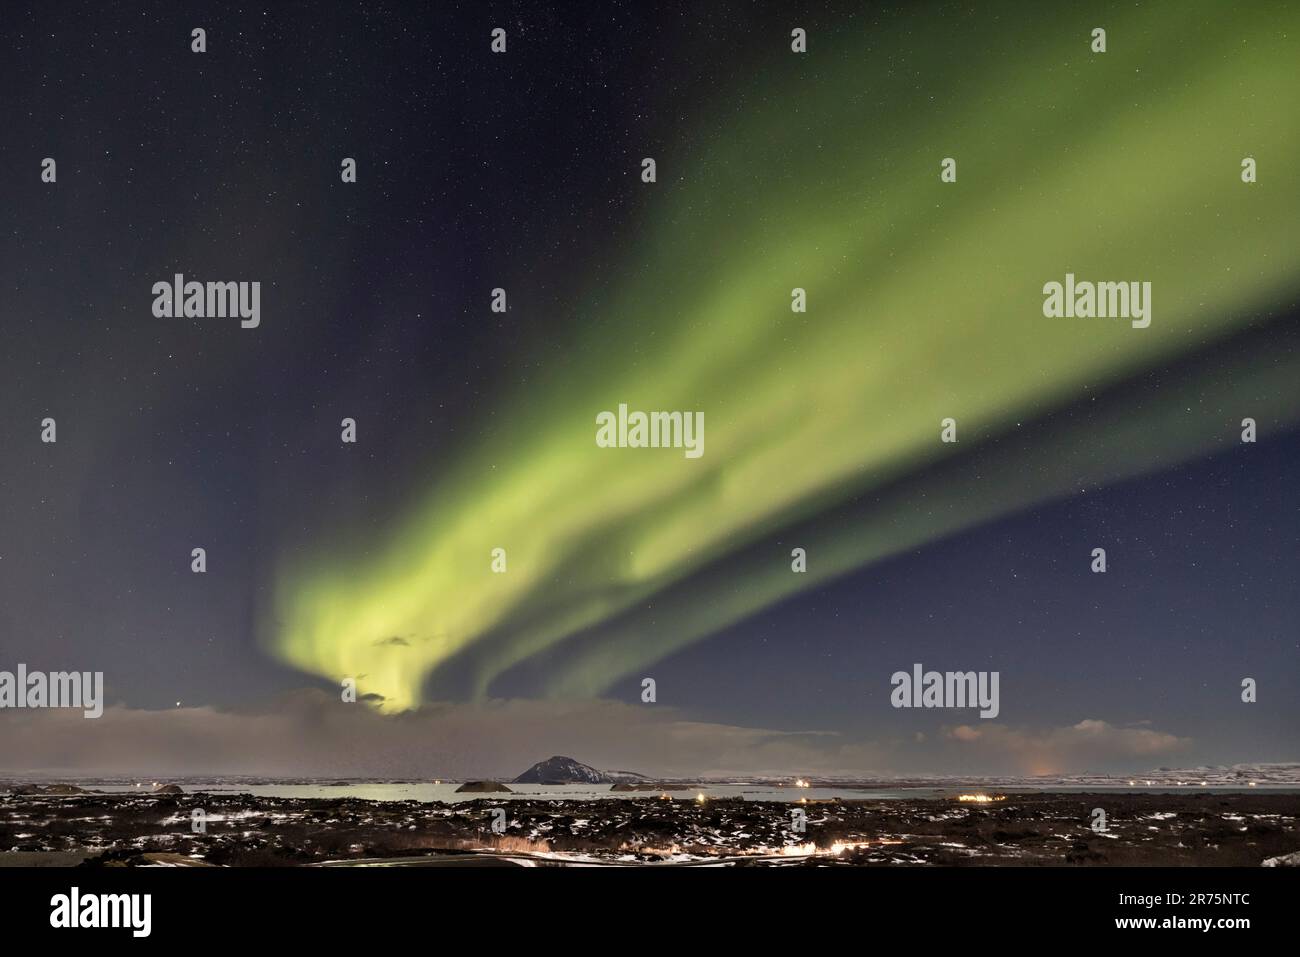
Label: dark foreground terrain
xmin=1 ymin=790 xmax=1296 ymax=867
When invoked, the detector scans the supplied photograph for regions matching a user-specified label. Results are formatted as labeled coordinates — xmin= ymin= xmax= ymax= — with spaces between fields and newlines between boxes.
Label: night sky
xmin=1 ymin=1 xmax=1296 ymax=778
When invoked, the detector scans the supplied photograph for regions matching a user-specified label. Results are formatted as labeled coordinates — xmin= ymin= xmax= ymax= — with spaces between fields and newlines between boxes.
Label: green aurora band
xmin=270 ymin=1 xmax=1300 ymax=711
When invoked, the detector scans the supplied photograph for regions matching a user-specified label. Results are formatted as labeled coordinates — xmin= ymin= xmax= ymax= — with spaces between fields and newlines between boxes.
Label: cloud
xmin=0 ymin=691 xmax=879 ymax=779
xmin=943 ymin=719 xmax=1190 ymax=774
xmin=0 ymin=692 xmax=1192 ymax=779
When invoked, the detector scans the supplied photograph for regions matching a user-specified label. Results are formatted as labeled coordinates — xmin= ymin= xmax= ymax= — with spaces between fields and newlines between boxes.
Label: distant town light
xmin=829 ymin=840 xmax=871 ymax=855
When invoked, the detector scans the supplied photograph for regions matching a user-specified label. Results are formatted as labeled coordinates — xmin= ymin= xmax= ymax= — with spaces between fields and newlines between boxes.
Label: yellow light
xmin=829 ymin=840 xmax=871 ymax=855
xmin=695 ymin=793 xmax=706 ymax=803
xmin=956 ymin=793 xmax=1004 ymax=803
xmin=779 ymin=842 xmax=817 ymax=857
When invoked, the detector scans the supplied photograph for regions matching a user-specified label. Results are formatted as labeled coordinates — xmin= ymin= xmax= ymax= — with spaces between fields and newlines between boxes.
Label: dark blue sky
xmin=0 ymin=0 xmax=1295 ymax=777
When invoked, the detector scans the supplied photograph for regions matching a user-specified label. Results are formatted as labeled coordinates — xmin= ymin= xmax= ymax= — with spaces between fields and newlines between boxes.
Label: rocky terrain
xmin=0 ymin=789 xmax=1295 ymax=867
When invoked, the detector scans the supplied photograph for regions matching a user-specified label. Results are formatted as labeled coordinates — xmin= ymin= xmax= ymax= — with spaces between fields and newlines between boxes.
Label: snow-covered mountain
xmin=513 ymin=755 xmax=647 ymax=785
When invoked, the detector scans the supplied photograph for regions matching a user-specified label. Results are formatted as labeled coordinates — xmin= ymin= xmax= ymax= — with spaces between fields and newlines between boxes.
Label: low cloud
xmin=0 ymin=691 xmax=876 ymax=779
xmin=0 ymin=692 xmax=1191 ymax=780
xmin=943 ymin=718 xmax=1190 ymax=775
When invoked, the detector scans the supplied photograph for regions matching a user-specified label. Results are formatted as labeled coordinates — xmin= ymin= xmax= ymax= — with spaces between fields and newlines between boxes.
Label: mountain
xmin=513 ymin=755 xmax=647 ymax=785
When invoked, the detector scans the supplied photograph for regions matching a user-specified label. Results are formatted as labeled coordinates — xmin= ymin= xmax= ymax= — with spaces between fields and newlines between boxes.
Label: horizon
xmin=3 ymin=0 xmax=1298 ymax=795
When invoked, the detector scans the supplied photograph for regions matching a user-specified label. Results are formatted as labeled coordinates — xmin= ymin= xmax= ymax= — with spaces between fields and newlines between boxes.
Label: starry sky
xmin=0 ymin=0 xmax=1296 ymax=778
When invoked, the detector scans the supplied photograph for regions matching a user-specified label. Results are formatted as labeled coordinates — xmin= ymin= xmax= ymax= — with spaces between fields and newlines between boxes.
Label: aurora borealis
xmin=265 ymin=1 xmax=1300 ymax=711
xmin=3 ymin=0 xmax=1297 ymax=779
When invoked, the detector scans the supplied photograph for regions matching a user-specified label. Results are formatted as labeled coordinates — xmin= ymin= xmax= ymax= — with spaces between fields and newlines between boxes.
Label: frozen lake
xmin=73 ymin=782 xmax=1299 ymax=803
